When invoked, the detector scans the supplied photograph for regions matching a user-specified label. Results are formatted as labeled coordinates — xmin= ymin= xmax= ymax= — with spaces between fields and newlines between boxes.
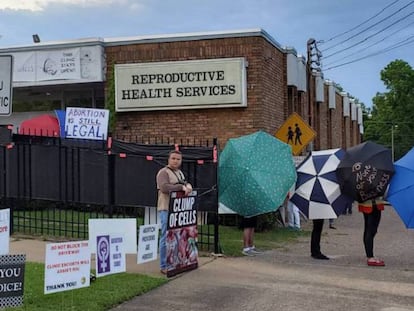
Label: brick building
xmin=0 ymin=29 xmax=362 ymax=150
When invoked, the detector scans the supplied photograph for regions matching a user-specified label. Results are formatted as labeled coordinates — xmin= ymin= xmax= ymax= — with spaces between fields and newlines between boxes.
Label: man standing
xmin=156 ymin=150 xmax=192 ymax=274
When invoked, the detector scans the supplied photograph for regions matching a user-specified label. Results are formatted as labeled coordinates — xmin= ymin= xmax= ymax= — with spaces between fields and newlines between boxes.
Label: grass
xmin=218 ymin=225 xmax=310 ymax=256
xmin=4 ymin=263 xmax=167 ymax=311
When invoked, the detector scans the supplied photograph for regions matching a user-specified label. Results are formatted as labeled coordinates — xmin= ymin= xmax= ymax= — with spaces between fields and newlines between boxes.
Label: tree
xmin=364 ymin=59 xmax=414 ymax=160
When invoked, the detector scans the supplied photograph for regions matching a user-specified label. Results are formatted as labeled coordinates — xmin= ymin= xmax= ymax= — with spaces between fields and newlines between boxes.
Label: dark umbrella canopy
xmin=387 ymin=147 xmax=414 ymax=228
xmin=291 ymin=148 xmax=353 ymax=219
xmin=336 ymin=141 xmax=394 ymax=203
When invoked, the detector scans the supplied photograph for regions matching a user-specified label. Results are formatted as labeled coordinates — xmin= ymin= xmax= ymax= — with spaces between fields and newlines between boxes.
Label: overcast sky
xmin=0 ymin=0 xmax=413 ymax=108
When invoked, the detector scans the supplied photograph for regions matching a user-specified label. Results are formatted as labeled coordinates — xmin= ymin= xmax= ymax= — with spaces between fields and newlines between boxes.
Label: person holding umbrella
xmin=358 ymin=198 xmax=386 ymax=266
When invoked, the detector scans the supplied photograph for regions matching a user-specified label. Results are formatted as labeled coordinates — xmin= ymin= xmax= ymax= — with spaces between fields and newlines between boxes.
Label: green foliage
xmin=105 ymin=64 xmax=116 ymax=133
xmin=365 ymin=59 xmax=414 ymax=160
xmin=5 ymin=262 xmax=166 ymax=311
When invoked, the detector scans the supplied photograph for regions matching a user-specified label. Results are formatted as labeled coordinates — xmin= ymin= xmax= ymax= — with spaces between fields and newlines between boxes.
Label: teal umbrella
xmin=219 ymin=131 xmax=297 ymax=217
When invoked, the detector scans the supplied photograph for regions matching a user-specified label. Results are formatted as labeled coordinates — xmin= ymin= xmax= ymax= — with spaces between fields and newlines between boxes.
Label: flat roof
xmin=0 ymin=28 xmax=285 ymax=53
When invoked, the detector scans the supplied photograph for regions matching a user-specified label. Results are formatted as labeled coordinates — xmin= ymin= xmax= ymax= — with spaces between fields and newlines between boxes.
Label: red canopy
xmin=19 ymin=114 xmax=60 ymax=137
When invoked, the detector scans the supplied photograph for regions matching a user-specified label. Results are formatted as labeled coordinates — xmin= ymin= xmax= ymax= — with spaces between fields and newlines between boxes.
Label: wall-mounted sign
xmin=65 ymin=107 xmax=109 ymax=140
xmin=115 ymin=58 xmax=247 ymax=111
xmin=1 ymin=45 xmax=104 ymax=86
xmin=0 ymin=55 xmax=12 ymax=116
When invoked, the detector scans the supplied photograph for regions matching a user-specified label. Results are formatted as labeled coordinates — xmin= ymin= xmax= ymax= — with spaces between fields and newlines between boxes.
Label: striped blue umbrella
xmin=291 ymin=148 xmax=353 ymax=219
xmin=219 ymin=131 xmax=297 ymax=217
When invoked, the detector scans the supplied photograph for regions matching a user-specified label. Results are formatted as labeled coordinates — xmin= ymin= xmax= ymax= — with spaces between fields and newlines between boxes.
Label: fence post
xmin=213 ymin=137 xmax=220 ymax=254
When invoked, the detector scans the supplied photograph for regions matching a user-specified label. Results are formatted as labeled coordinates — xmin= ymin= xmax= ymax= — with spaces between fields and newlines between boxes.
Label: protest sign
xmin=166 ymin=191 xmax=198 ymax=277
xmin=137 ymin=224 xmax=159 ymax=264
xmin=96 ymin=234 xmax=126 ymax=277
xmin=44 ymin=241 xmax=90 ymax=294
xmin=0 ymin=254 xmax=25 ymax=308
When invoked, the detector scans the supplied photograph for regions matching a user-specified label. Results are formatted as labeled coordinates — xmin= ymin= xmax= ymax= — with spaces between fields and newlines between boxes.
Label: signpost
xmin=275 ymin=112 xmax=316 ymax=155
xmin=0 ymin=55 xmax=12 ymax=116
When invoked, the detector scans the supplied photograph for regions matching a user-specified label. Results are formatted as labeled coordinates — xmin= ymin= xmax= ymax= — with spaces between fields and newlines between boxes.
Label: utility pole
xmin=306 ymin=38 xmax=322 ymax=151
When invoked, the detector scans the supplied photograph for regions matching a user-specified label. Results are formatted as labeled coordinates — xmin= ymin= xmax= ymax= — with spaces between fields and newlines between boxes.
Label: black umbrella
xmin=336 ymin=141 xmax=395 ymax=203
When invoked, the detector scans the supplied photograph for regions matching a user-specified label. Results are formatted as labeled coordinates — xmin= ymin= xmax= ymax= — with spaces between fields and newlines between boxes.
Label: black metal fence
xmin=0 ymin=127 xmax=219 ymax=253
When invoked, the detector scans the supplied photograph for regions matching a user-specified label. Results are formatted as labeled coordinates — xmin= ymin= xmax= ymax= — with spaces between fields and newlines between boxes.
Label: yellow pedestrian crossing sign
xmin=275 ymin=112 xmax=316 ymax=155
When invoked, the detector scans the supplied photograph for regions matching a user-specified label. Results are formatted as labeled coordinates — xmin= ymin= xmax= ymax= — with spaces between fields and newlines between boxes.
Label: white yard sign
xmin=88 ymin=218 xmax=137 ymax=254
xmin=137 ymin=224 xmax=159 ymax=264
xmin=0 ymin=208 xmax=10 ymax=255
xmin=65 ymin=107 xmax=109 ymax=140
xmin=44 ymin=241 xmax=91 ymax=294
xmin=95 ymin=234 xmax=126 ymax=277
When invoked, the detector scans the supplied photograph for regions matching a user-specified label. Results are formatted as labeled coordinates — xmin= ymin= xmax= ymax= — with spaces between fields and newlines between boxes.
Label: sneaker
xmin=249 ymin=246 xmax=263 ymax=254
xmin=242 ymin=249 xmax=255 ymax=256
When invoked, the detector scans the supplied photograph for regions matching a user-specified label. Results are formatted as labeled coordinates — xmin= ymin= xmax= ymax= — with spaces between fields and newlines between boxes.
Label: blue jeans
xmin=158 ymin=210 xmax=168 ymax=270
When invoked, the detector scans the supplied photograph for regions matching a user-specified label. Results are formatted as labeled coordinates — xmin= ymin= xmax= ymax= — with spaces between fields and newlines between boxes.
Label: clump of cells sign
xmin=166 ymin=191 xmax=198 ymax=277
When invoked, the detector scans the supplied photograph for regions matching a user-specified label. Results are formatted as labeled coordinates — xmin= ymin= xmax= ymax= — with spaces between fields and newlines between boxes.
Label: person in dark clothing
xmin=311 ymin=219 xmax=329 ymax=260
xmin=359 ymin=199 xmax=385 ymax=266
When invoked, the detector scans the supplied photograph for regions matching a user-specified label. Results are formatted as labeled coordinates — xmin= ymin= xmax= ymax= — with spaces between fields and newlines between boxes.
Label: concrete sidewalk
xmin=112 ymin=206 xmax=414 ymax=311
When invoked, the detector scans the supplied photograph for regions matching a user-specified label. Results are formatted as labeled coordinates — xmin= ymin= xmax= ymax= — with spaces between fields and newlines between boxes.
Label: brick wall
xmin=105 ymin=34 xmax=360 ymax=150
xmin=105 ymin=36 xmax=286 ymax=147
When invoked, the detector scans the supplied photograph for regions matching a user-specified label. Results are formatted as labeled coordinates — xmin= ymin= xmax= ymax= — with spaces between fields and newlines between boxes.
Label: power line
xmin=321 ymin=0 xmax=414 ymax=52
xmin=323 ymin=19 xmax=414 ymax=67
xmin=323 ymin=9 xmax=414 ymax=59
xmin=324 ymin=35 xmax=414 ymax=70
xmin=321 ymin=0 xmax=401 ymax=45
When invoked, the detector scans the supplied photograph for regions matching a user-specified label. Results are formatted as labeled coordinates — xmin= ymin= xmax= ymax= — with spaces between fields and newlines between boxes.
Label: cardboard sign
xmin=65 ymin=107 xmax=109 ymax=140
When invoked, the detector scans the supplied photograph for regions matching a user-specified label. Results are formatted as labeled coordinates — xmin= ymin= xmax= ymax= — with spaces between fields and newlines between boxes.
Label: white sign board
xmin=2 ymin=45 xmax=104 ymax=86
xmin=115 ymin=57 xmax=247 ymax=111
xmin=137 ymin=224 xmax=159 ymax=264
xmin=0 ymin=209 xmax=10 ymax=255
xmin=44 ymin=241 xmax=91 ymax=294
xmin=96 ymin=234 xmax=126 ymax=277
xmin=0 ymin=55 xmax=12 ymax=116
xmin=88 ymin=218 xmax=137 ymax=254
xmin=65 ymin=107 xmax=109 ymax=140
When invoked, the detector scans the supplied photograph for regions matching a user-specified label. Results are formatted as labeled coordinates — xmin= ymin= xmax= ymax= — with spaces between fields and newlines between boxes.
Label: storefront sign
xmin=115 ymin=58 xmax=247 ymax=111
xmin=2 ymin=45 xmax=104 ymax=86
